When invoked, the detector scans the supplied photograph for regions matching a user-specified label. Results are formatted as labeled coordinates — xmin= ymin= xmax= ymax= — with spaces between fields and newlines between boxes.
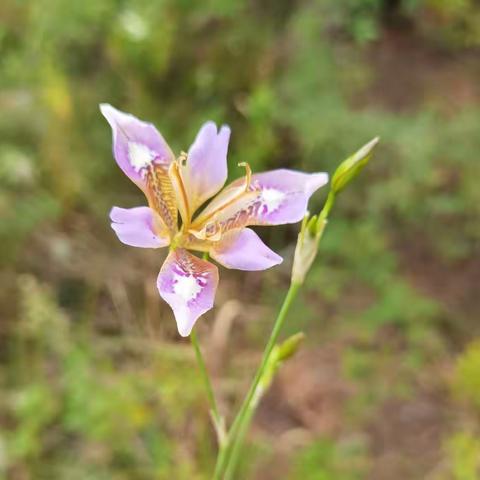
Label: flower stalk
xmin=190 ymin=330 xmax=226 ymax=445
xmin=214 ymin=281 xmax=301 ymax=479
xmin=223 ymin=332 xmax=305 ymax=479
xmin=214 ymin=137 xmax=379 ymax=478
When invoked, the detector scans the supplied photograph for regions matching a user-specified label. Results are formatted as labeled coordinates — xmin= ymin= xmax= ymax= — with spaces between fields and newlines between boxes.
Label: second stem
xmin=214 ymin=281 xmax=301 ymax=478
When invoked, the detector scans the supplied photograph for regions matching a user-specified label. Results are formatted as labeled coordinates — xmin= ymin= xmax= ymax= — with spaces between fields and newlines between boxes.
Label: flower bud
xmin=292 ymin=213 xmax=324 ymax=285
xmin=259 ymin=332 xmax=306 ymax=393
xmin=331 ymin=137 xmax=379 ymax=194
xmin=276 ymin=332 xmax=306 ymax=361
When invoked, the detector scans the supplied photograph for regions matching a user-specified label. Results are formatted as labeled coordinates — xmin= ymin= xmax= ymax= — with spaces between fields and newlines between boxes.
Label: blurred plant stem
xmin=190 ymin=329 xmax=225 ymax=445
xmin=213 ymin=282 xmax=300 ymax=479
xmin=220 ymin=282 xmax=301 ymax=479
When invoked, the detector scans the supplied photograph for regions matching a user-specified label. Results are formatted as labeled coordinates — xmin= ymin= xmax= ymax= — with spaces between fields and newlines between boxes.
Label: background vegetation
xmin=1 ymin=0 xmax=479 ymax=478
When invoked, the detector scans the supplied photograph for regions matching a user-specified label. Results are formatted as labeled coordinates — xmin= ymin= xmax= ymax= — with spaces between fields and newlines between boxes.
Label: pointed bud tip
xmin=331 ymin=136 xmax=380 ymax=194
xmin=354 ymin=136 xmax=380 ymax=160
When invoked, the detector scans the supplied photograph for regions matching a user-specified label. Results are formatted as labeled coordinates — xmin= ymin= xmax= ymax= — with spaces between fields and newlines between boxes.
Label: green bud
xmin=259 ymin=332 xmax=306 ymax=393
xmin=331 ymin=137 xmax=379 ymax=194
xmin=276 ymin=332 xmax=306 ymax=361
xmin=292 ymin=213 xmax=322 ymax=284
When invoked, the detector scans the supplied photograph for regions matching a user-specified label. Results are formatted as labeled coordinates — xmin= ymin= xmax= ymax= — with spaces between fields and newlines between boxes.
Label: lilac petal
xmin=100 ymin=104 xmax=174 ymax=188
xmin=183 ymin=121 xmax=230 ymax=215
xmin=101 ymin=104 xmax=178 ymax=234
xmin=210 ymin=228 xmax=283 ymax=271
xmin=157 ymin=249 xmax=219 ymax=337
xmin=110 ymin=206 xmax=169 ymax=248
xmin=249 ymin=169 xmax=329 ymax=224
xmin=192 ymin=169 xmax=328 ymax=235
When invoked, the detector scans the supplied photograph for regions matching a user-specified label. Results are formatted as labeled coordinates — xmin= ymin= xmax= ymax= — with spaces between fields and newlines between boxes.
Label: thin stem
xmin=214 ymin=281 xmax=301 ymax=478
xmin=190 ymin=330 xmax=222 ymax=432
xmin=317 ymin=190 xmax=335 ymax=226
xmin=223 ymin=391 xmax=256 ymax=480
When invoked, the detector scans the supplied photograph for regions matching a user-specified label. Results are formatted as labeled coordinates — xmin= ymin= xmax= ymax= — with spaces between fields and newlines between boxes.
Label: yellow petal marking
xmin=145 ymin=163 xmax=178 ymax=237
xmin=169 ymin=153 xmax=192 ymax=230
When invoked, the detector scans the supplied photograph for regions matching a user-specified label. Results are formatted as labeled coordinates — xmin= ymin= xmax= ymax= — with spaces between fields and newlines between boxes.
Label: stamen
xmin=178 ymin=151 xmax=188 ymax=167
xmin=168 ymin=159 xmax=191 ymax=229
xmin=238 ymin=162 xmax=252 ymax=191
xmin=190 ymin=162 xmax=256 ymax=231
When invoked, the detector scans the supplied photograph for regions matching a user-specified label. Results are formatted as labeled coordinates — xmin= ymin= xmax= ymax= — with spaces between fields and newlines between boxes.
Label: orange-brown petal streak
xmin=145 ymin=163 xmax=178 ymax=236
xmin=191 ymin=163 xmax=253 ymax=230
xmin=169 ymin=161 xmax=191 ymax=229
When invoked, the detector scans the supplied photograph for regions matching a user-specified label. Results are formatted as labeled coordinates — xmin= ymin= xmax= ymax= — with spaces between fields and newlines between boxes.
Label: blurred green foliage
xmin=452 ymin=340 xmax=480 ymax=410
xmin=1 ymin=0 xmax=480 ymax=478
xmin=445 ymin=433 xmax=480 ymax=480
xmin=5 ymin=276 xmax=208 ymax=479
xmin=289 ymin=437 xmax=369 ymax=480
xmin=444 ymin=342 xmax=480 ymax=480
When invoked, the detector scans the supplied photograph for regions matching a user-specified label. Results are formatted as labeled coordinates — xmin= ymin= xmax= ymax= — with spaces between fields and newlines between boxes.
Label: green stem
xmin=317 ymin=190 xmax=335 ymax=226
xmin=190 ymin=330 xmax=222 ymax=435
xmin=214 ymin=281 xmax=301 ymax=479
xmin=223 ymin=390 xmax=257 ymax=480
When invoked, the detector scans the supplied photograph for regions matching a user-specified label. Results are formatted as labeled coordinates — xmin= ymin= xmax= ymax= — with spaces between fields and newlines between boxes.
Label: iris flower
xmin=101 ymin=104 xmax=328 ymax=336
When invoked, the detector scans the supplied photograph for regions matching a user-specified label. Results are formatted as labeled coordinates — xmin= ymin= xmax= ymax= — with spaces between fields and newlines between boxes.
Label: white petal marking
xmin=261 ymin=188 xmax=285 ymax=212
xmin=173 ymin=274 xmax=202 ymax=303
xmin=128 ymin=142 xmax=156 ymax=173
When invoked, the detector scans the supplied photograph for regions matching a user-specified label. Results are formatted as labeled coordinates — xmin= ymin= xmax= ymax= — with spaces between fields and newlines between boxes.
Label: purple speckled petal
xmin=209 ymin=228 xmax=283 ymax=271
xmin=248 ymin=169 xmax=328 ymax=224
xmin=110 ymin=206 xmax=169 ymax=248
xmin=183 ymin=121 xmax=230 ymax=215
xmin=101 ymin=104 xmax=178 ymax=235
xmin=192 ymin=169 xmax=328 ymax=236
xmin=100 ymin=104 xmax=174 ymax=189
xmin=157 ymin=249 xmax=219 ymax=337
